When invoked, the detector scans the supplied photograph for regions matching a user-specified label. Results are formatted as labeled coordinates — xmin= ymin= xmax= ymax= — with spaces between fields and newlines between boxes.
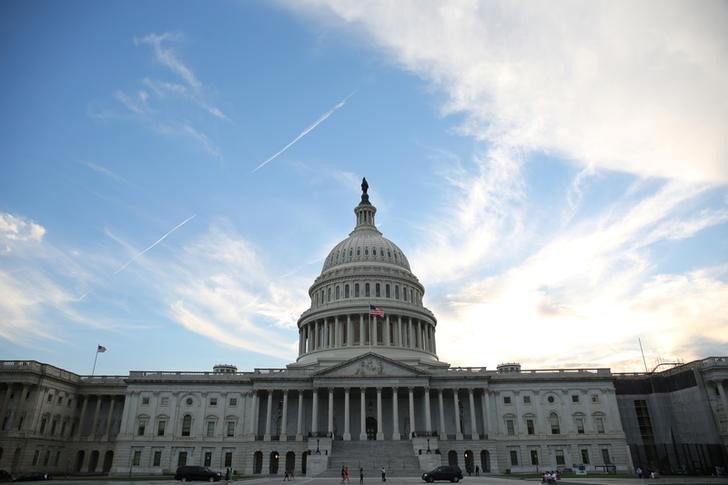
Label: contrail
xmin=113 ymin=214 xmax=196 ymax=275
xmin=252 ymin=92 xmax=355 ymax=173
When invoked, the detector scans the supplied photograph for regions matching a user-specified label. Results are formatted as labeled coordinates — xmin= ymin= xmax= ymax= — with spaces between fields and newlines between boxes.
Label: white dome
xmin=322 ymin=230 xmax=411 ymax=273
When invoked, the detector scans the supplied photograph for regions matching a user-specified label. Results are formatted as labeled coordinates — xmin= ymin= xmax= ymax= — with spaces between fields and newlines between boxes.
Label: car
xmin=174 ymin=466 xmax=222 ymax=482
xmin=422 ymin=465 xmax=463 ymax=482
xmin=13 ymin=473 xmax=51 ymax=482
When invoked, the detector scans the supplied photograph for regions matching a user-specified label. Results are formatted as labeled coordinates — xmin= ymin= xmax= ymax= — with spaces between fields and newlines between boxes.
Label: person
xmin=283 ymin=470 xmax=289 ymax=481
xmin=475 ymin=465 xmax=480 ymax=476
xmin=636 ymin=467 xmax=642 ymax=478
xmin=381 ymin=467 xmax=386 ymax=482
xmin=225 ymin=467 xmax=232 ymax=485
xmin=344 ymin=467 xmax=350 ymax=483
xmin=360 ymin=467 xmax=364 ymax=484
xmin=342 ymin=465 xmax=346 ymax=483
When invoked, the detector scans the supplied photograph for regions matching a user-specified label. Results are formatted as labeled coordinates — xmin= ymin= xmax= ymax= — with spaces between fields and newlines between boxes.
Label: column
xmin=327 ymin=388 xmax=334 ymax=436
xmin=372 ymin=316 xmax=378 ymax=345
xmin=280 ymin=390 xmax=288 ymax=440
xmin=323 ymin=319 xmax=329 ymax=348
xmin=408 ymin=319 xmax=414 ymax=348
xmin=715 ymin=381 xmax=728 ymax=422
xmin=408 ymin=388 xmax=415 ymax=439
xmin=91 ymin=395 xmax=102 ymax=436
xmin=416 ymin=320 xmax=421 ymax=348
xmin=453 ymin=389 xmax=463 ymax=440
xmin=432 ymin=327 xmax=437 ymax=354
xmin=359 ymin=315 xmax=365 ymax=345
xmin=480 ymin=390 xmax=489 ymax=438
xmin=296 ymin=391 xmax=304 ymax=441
xmin=376 ymin=388 xmax=384 ymax=440
xmin=397 ymin=316 xmax=402 ymax=346
xmin=104 ymin=398 xmax=116 ymax=439
xmin=311 ymin=389 xmax=318 ymax=435
xmin=392 ymin=387 xmax=400 ymax=440
xmin=264 ymin=390 xmax=273 ymax=441
xmin=347 ymin=315 xmax=353 ymax=347
xmin=248 ymin=391 xmax=258 ymax=436
xmin=359 ymin=388 xmax=367 ymax=440
xmin=385 ymin=315 xmax=391 ymax=346
xmin=562 ymin=390 xmax=574 ymax=433
xmin=344 ymin=388 xmax=351 ymax=440
xmin=438 ymin=390 xmax=446 ymax=439
xmin=424 ymin=388 xmax=432 ymax=433
xmin=468 ymin=389 xmax=479 ymax=440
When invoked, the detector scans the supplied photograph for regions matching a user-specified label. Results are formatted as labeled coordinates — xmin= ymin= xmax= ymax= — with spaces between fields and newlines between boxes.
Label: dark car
xmin=13 ymin=473 xmax=51 ymax=482
xmin=175 ymin=466 xmax=222 ymax=482
xmin=422 ymin=465 xmax=463 ymax=482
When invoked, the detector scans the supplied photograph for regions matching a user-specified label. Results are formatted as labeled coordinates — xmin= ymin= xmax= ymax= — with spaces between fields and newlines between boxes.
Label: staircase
xmin=319 ymin=440 xmax=422 ymax=477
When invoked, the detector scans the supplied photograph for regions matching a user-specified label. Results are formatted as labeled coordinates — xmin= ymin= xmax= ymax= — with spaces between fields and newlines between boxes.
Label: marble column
xmin=76 ymin=394 xmax=89 ymax=437
xmin=347 ymin=315 xmax=353 ymax=347
xmin=296 ymin=391 xmax=304 ymax=441
xmin=328 ymin=388 xmax=334 ymax=436
xmin=376 ymin=388 xmax=384 ymax=440
xmin=468 ymin=389 xmax=479 ymax=439
xmin=104 ymin=398 xmax=116 ymax=440
xmin=480 ymin=390 xmax=489 ymax=438
xmin=453 ymin=389 xmax=463 ymax=440
xmin=264 ymin=390 xmax=273 ymax=441
xmin=392 ymin=387 xmax=400 ymax=440
xmin=385 ymin=315 xmax=391 ymax=346
xmin=323 ymin=319 xmax=329 ymax=348
xmin=715 ymin=381 xmax=728 ymax=422
xmin=359 ymin=388 xmax=367 ymax=440
xmin=280 ymin=390 xmax=288 ymax=441
xmin=359 ymin=315 xmax=365 ymax=346
xmin=344 ymin=388 xmax=351 ymax=440
xmin=424 ymin=388 xmax=432 ymax=433
xmin=91 ymin=396 xmax=102 ymax=437
xmin=438 ymin=390 xmax=446 ymax=439
xmin=397 ymin=316 xmax=402 ymax=346
xmin=311 ymin=389 xmax=318 ymax=435
xmin=408 ymin=388 xmax=415 ymax=439
xmin=372 ymin=316 xmax=378 ymax=345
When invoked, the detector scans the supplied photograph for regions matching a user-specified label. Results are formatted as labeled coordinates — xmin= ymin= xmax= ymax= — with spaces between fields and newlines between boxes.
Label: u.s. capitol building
xmin=1 ymin=182 xmax=727 ymax=477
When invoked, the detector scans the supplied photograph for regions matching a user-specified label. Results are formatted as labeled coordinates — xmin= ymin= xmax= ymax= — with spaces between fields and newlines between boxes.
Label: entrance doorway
xmin=366 ymin=417 xmax=377 ymax=440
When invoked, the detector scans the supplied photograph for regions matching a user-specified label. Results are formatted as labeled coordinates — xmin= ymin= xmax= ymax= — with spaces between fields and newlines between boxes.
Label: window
xmin=137 ymin=420 xmax=146 ymax=436
xmin=523 ymin=395 xmax=531 ymax=404
xmin=132 ymin=450 xmax=141 ymax=466
xmin=375 ymin=283 xmax=381 ymax=297
xmin=601 ymin=448 xmax=611 ymax=464
xmin=335 ymin=286 xmax=340 ymax=300
xmin=161 ymin=397 xmax=169 ymax=406
xmin=54 ymin=451 xmax=60 ymax=466
xmin=32 ymin=450 xmax=39 ymax=466
xmin=178 ymin=451 xmax=188 ymax=467
xmin=157 ymin=420 xmax=166 ymax=436
xmin=595 ymin=416 xmax=605 ymax=433
xmin=509 ymin=450 xmax=518 ymax=466
xmin=142 ymin=397 xmax=150 ymax=405
xmin=503 ymin=396 xmax=511 ymax=404
xmin=550 ymin=413 xmax=560 ymax=434
xmin=395 ymin=286 xmax=400 ymax=299
xmin=182 ymin=415 xmax=192 ymax=436
xmin=186 ymin=398 xmax=193 ymax=406
xmin=403 ymin=287 xmax=408 ymax=301
xmin=327 ymin=287 xmax=331 ymax=302
xmin=355 ymin=284 xmax=360 ymax=297
xmin=210 ymin=397 xmax=218 ymax=406
xmin=386 ymin=284 xmax=390 ymax=298
xmin=229 ymin=398 xmax=238 ymax=406
xmin=50 ymin=419 xmax=57 ymax=435
xmin=61 ymin=421 xmax=67 ymax=436
xmin=530 ymin=450 xmax=539 ymax=465
xmin=526 ymin=419 xmax=535 ymax=435
xmin=365 ymin=283 xmax=370 ymax=297
xmin=224 ymin=451 xmax=233 ymax=467
xmin=581 ymin=449 xmax=590 ymax=464
xmin=47 ymin=394 xmax=53 ymax=403
xmin=207 ymin=420 xmax=215 ymax=437
xmin=57 ymin=396 xmax=63 ymax=404
xmin=39 ymin=417 xmax=47 ymax=434
xmin=576 ymin=417 xmax=584 ymax=434
xmin=556 ymin=450 xmax=565 ymax=465
xmin=227 ymin=421 xmax=235 ymax=437
xmin=591 ymin=393 xmax=600 ymax=403
xmin=547 ymin=395 xmax=555 ymax=403
xmin=572 ymin=394 xmax=579 ymax=403
xmin=204 ymin=451 xmax=212 ymax=467
xmin=634 ymin=400 xmax=653 ymax=439
xmin=345 ymin=285 xmax=350 ymax=298
xmin=153 ymin=450 xmax=162 ymax=467
xmin=506 ymin=419 xmax=515 ymax=435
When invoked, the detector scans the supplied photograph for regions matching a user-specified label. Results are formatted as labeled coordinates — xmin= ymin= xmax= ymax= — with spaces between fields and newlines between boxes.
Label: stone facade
xmin=1 ymin=184 xmax=726 ymax=476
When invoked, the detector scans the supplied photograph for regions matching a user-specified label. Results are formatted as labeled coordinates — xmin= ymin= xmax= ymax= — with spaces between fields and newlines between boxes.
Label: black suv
xmin=175 ymin=466 xmax=222 ymax=482
xmin=422 ymin=465 xmax=463 ymax=482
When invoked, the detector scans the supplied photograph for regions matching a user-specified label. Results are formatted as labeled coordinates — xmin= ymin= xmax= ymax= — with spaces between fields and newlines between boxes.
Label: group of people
xmin=541 ymin=470 xmax=561 ymax=484
xmin=635 ymin=467 xmax=657 ymax=479
xmin=340 ymin=466 xmax=386 ymax=483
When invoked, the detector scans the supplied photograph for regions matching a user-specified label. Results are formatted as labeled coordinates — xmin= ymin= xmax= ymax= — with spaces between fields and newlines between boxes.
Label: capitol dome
xmin=293 ymin=179 xmax=442 ymax=369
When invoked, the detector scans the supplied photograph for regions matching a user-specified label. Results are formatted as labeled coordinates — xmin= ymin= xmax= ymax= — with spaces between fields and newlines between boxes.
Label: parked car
xmin=13 ymin=473 xmax=51 ymax=482
xmin=175 ymin=466 xmax=222 ymax=482
xmin=422 ymin=465 xmax=463 ymax=482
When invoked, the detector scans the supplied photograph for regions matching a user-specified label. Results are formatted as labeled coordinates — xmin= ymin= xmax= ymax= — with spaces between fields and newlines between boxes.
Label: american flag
xmin=369 ymin=304 xmax=384 ymax=317
xmin=97 ymin=345 xmax=107 ymax=353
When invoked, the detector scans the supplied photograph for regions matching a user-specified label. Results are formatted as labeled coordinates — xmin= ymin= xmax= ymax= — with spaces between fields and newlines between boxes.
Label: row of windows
xmin=503 ymin=413 xmax=606 ymax=436
xmin=137 ymin=415 xmax=238 ymax=437
xmin=314 ymin=282 xmax=421 ymax=306
xmin=502 ymin=393 xmax=601 ymax=405
xmin=508 ymin=447 xmax=611 ymax=466
xmin=140 ymin=396 xmax=239 ymax=407
xmin=327 ymin=246 xmax=404 ymax=266
xmin=131 ymin=449 xmax=234 ymax=468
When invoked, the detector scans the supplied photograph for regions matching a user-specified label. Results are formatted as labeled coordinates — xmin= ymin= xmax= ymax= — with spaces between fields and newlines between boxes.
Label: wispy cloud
xmin=134 ymin=33 xmax=201 ymax=91
xmin=79 ymin=160 xmax=129 ymax=185
xmin=253 ymin=92 xmax=355 ymax=172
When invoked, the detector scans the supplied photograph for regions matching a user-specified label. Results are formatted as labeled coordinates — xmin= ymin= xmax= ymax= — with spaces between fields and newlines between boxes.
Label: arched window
xmin=320 ymin=290 xmax=324 ymax=304
xmin=365 ymin=247 xmax=368 ymax=256
xmin=375 ymin=283 xmax=381 ymax=297
xmin=386 ymin=284 xmax=391 ymax=298
xmin=344 ymin=284 xmax=350 ymax=298
xmin=335 ymin=286 xmax=340 ymax=300
xmin=355 ymin=283 xmax=360 ymax=297
xmin=403 ymin=287 xmax=408 ymax=301
xmin=365 ymin=283 xmax=370 ymax=297
xmin=410 ymin=289 xmax=414 ymax=302
xmin=395 ymin=286 xmax=400 ymax=299
xmin=357 ymin=248 xmax=360 ymax=256
xmin=549 ymin=412 xmax=560 ymax=434
xmin=181 ymin=414 xmax=192 ymax=437
xmin=327 ymin=287 xmax=331 ymax=302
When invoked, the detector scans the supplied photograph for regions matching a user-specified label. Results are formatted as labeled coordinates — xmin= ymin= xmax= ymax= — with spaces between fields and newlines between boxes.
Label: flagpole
xmin=91 ymin=348 xmax=99 ymax=376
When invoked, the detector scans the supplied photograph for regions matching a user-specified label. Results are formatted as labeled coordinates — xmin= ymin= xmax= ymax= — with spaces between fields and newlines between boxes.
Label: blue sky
xmin=1 ymin=0 xmax=726 ymax=376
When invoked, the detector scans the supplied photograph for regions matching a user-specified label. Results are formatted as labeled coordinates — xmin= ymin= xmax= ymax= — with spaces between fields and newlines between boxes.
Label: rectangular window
xmin=601 ymin=448 xmax=611 ymax=464
xmin=556 ymin=450 xmax=565 ymax=465
xmin=596 ymin=417 xmax=605 ymax=433
xmin=591 ymin=394 xmax=600 ymax=403
xmin=365 ymin=283 xmax=371 ymax=297
xmin=523 ymin=395 xmax=531 ymax=404
xmin=47 ymin=394 xmax=53 ymax=403
xmin=204 ymin=451 xmax=212 ymax=467
xmin=61 ymin=422 xmax=67 ymax=436
xmin=55 ymin=451 xmax=61 ymax=466
xmin=207 ymin=421 xmax=215 ymax=437
xmin=526 ymin=419 xmax=535 ymax=435
xmin=503 ymin=396 xmax=511 ymax=404
xmin=142 ymin=397 xmax=150 ymax=405
xmin=32 ymin=450 xmax=39 ymax=466
xmin=509 ymin=450 xmax=518 ymax=466
xmin=375 ymin=283 xmax=381 ymax=297
xmin=634 ymin=400 xmax=653 ymax=439
xmin=39 ymin=417 xmax=47 ymax=434
xmin=581 ymin=449 xmax=590 ymax=464
xmin=506 ymin=419 xmax=515 ymax=435
xmin=178 ymin=451 xmax=187 ymax=467
xmin=394 ymin=286 xmax=399 ymax=299
xmin=153 ymin=451 xmax=162 ymax=467
xmin=229 ymin=398 xmax=237 ymax=406
xmin=43 ymin=450 xmax=50 ymax=466
xmin=161 ymin=397 xmax=169 ymax=406
xmin=530 ymin=450 xmax=539 ymax=465
xmin=50 ymin=420 xmax=57 ymax=435
xmin=572 ymin=394 xmax=579 ymax=403
xmin=224 ymin=452 xmax=233 ymax=467
xmin=132 ymin=450 xmax=141 ymax=466
xmin=210 ymin=397 xmax=218 ymax=406
xmin=137 ymin=422 xmax=146 ymax=436
xmin=58 ymin=396 xmax=63 ymax=404
xmin=227 ymin=421 xmax=235 ymax=437
xmin=576 ymin=417 xmax=584 ymax=434
xmin=158 ymin=420 xmax=166 ymax=436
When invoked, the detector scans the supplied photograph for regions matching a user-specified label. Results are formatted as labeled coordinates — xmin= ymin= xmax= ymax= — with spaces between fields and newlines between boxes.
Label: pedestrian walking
xmin=341 ymin=465 xmax=346 ymax=483
xmin=360 ymin=467 xmax=364 ymax=484
xmin=381 ymin=467 xmax=386 ymax=482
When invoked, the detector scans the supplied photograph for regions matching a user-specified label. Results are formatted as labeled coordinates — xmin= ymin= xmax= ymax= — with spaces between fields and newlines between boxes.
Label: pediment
xmin=315 ymin=352 xmax=425 ymax=378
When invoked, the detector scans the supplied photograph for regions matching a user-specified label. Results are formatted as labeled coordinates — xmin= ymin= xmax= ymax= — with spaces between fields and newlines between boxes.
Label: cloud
xmin=135 ymin=33 xmax=201 ymax=91
xmin=0 ymin=213 xmax=46 ymax=252
xmin=79 ymin=160 xmax=129 ymax=185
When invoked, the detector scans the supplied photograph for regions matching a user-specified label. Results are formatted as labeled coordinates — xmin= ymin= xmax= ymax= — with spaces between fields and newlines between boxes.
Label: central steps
xmin=319 ymin=440 xmax=424 ymax=477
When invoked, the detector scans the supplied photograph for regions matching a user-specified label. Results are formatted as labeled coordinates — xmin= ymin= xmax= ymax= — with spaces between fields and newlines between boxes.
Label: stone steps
xmin=318 ymin=440 xmax=422 ymax=477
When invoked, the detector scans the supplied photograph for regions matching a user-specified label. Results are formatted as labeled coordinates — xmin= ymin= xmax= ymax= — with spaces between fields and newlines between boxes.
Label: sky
xmin=1 ymin=0 xmax=727 ymax=376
